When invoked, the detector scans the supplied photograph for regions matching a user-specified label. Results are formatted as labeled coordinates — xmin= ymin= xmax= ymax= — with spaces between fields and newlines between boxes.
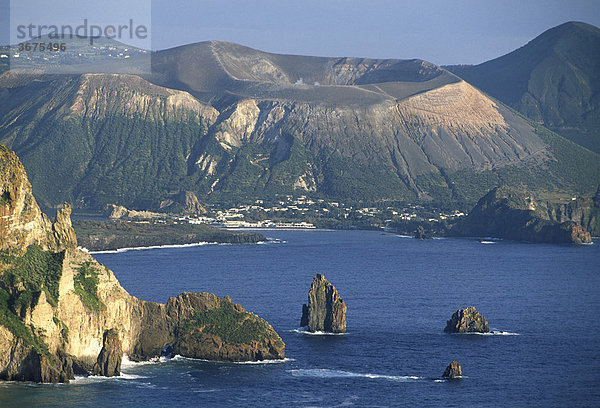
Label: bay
xmin=1 ymin=230 xmax=599 ymax=407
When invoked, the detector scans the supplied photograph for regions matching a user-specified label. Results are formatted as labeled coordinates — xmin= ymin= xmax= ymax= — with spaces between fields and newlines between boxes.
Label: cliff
xmin=0 ymin=145 xmax=284 ymax=383
xmin=0 ymin=145 xmax=76 ymax=253
xmin=543 ymin=187 xmax=600 ymax=236
xmin=451 ymin=185 xmax=592 ymax=244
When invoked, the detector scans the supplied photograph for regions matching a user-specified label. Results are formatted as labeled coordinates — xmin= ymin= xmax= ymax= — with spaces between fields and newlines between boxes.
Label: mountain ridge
xmin=446 ymin=21 xmax=600 ymax=154
xmin=1 ymin=35 xmax=598 ymax=210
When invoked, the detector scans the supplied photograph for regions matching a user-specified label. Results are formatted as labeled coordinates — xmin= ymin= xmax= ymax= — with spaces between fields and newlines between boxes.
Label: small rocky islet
xmin=444 ymin=306 xmax=490 ymax=334
xmin=442 ymin=360 xmax=463 ymax=379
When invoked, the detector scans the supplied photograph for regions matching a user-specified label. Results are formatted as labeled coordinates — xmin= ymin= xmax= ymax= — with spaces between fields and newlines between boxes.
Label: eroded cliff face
xmin=544 ymin=191 xmax=600 ymax=236
xmin=0 ymin=145 xmax=284 ymax=383
xmin=0 ymin=144 xmax=76 ymax=252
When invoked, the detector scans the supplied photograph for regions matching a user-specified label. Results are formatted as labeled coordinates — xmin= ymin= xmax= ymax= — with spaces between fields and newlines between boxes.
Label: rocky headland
xmin=0 ymin=144 xmax=284 ymax=383
xmin=444 ymin=306 xmax=490 ymax=334
xmin=450 ymin=185 xmax=592 ymax=244
xmin=300 ymin=274 xmax=346 ymax=333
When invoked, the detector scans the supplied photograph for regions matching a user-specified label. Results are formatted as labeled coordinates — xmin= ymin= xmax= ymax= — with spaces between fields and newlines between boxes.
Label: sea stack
xmin=444 ymin=306 xmax=490 ymax=333
xmin=442 ymin=361 xmax=463 ymax=378
xmin=92 ymin=329 xmax=122 ymax=377
xmin=300 ymin=274 xmax=347 ymax=333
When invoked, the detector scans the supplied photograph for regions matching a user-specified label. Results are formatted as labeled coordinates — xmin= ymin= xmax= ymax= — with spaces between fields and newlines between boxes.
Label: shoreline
xmin=80 ymin=240 xmax=273 ymax=254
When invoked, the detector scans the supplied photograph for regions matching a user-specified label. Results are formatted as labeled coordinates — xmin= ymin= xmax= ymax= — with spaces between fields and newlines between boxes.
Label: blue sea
xmin=1 ymin=230 xmax=599 ymax=407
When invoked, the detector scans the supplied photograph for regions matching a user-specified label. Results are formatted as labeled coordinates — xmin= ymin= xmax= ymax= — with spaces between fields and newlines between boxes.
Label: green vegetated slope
xmin=0 ymin=246 xmax=65 ymax=356
xmin=0 ymin=35 xmax=598 ymax=210
xmin=447 ymin=22 xmax=600 ymax=154
xmin=0 ymin=73 xmax=214 ymax=209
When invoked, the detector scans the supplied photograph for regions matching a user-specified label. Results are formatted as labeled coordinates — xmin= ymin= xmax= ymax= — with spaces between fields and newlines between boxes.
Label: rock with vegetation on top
xmin=0 ymin=143 xmax=285 ymax=383
xmin=444 ymin=306 xmax=490 ymax=333
xmin=442 ymin=360 xmax=463 ymax=378
xmin=92 ymin=329 xmax=122 ymax=377
xmin=170 ymin=293 xmax=285 ymax=361
xmin=450 ymin=185 xmax=592 ymax=244
xmin=300 ymin=274 xmax=346 ymax=333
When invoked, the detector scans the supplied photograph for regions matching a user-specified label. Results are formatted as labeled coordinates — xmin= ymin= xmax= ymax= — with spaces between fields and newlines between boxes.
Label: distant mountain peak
xmin=446 ymin=21 xmax=600 ymax=154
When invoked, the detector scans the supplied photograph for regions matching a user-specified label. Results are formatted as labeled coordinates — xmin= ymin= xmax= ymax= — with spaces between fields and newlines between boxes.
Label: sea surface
xmin=1 ymin=230 xmax=599 ymax=407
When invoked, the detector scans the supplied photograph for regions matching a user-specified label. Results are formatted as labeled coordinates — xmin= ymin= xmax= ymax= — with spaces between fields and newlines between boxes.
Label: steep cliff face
xmin=0 ymin=144 xmax=76 ymax=252
xmin=544 ymin=189 xmax=600 ymax=236
xmin=451 ymin=185 xmax=592 ymax=244
xmin=0 ymin=145 xmax=284 ymax=383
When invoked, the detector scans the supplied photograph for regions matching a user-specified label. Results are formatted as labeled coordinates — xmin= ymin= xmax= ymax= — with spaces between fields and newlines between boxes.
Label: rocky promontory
xmin=300 ymin=274 xmax=346 ymax=333
xmin=450 ymin=185 xmax=592 ymax=244
xmin=444 ymin=306 xmax=490 ymax=333
xmin=0 ymin=144 xmax=284 ymax=383
xmin=73 ymin=219 xmax=266 ymax=252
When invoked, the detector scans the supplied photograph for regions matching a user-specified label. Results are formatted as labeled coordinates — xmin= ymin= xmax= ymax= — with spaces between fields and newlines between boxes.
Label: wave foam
xmin=89 ymin=242 xmax=218 ymax=254
xmin=120 ymin=354 xmax=171 ymax=369
xmin=259 ymin=239 xmax=287 ymax=244
xmin=288 ymin=369 xmax=422 ymax=382
xmin=456 ymin=330 xmax=519 ymax=336
xmin=172 ymin=355 xmax=294 ymax=364
xmin=70 ymin=372 xmax=148 ymax=384
xmin=291 ymin=328 xmax=347 ymax=336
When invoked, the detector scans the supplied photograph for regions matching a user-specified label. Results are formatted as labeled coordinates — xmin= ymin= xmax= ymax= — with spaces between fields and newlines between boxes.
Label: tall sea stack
xmin=300 ymin=274 xmax=347 ymax=333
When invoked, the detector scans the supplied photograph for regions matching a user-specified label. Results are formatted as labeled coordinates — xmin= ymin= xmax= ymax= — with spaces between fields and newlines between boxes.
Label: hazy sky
xmin=2 ymin=0 xmax=600 ymax=65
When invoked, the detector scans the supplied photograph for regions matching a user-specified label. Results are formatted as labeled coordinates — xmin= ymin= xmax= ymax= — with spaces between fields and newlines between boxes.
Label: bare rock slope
xmin=1 ymin=41 xmax=598 ymax=209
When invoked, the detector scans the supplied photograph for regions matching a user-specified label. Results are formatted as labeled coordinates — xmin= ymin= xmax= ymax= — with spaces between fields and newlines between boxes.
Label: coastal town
xmin=178 ymin=195 xmax=467 ymax=230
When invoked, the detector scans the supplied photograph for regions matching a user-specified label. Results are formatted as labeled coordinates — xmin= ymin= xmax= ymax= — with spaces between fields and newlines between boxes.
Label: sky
xmin=2 ymin=0 xmax=600 ymax=65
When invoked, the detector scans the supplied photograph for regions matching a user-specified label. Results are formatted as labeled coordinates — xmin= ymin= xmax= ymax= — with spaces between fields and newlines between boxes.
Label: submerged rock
xmin=442 ymin=360 xmax=463 ymax=378
xmin=93 ymin=329 xmax=122 ymax=377
xmin=444 ymin=306 xmax=490 ymax=333
xmin=300 ymin=274 xmax=347 ymax=333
